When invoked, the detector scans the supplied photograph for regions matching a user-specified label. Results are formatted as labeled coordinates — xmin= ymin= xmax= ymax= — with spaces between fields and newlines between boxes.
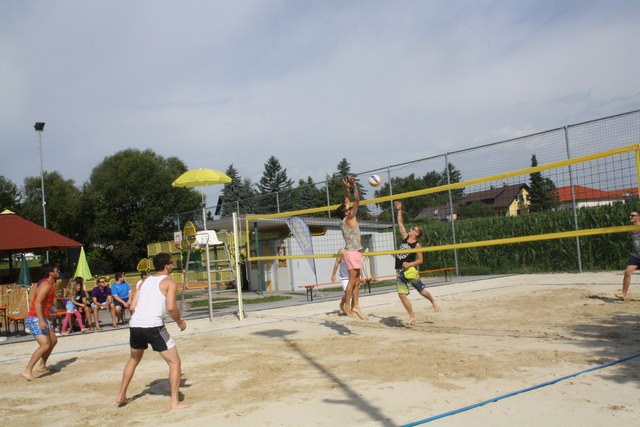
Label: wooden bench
xmin=8 ymin=314 xmax=26 ymax=335
xmin=299 ymin=279 xmax=372 ymax=302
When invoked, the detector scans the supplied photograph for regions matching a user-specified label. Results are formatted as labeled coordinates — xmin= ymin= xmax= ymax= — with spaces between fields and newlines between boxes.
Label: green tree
xmin=292 ymin=177 xmax=324 ymax=211
xmin=0 ymin=176 xmax=22 ymax=212
xmin=374 ymin=163 xmax=464 ymax=221
xmin=528 ymin=155 xmax=559 ymax=213
xmin=221 ymin=164 xmax=253 ymax=215
xmin=318 ymin=158 xmax=370 ymax=218
xmin=442 ymin=162 xmax=464 ymax=200
xmin=84 ymin=149 xmax=202 ymax=271
xmin=255 ymin=156 xmax=294 ymax=214
xmin=21 ymin=172 xmax=84 ymax=241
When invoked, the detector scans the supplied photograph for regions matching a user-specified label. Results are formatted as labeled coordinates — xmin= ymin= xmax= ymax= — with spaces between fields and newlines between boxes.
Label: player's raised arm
xmin=394 ymin=200 xmax=408 ymax=239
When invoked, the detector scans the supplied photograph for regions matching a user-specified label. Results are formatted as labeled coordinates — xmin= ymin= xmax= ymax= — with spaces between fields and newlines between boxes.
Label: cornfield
xmin=417 ymin=201 xmax=639 ymax=273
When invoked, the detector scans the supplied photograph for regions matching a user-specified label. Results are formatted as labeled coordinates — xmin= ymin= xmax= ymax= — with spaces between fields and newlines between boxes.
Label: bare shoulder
xmin=159 ymin=275 xmax=178 ymax=295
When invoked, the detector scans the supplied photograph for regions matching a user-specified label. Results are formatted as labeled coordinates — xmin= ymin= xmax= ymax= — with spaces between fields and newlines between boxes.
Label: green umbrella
xmin=73 ymin=247 xmax=93 ymax=282
xmin=17 ymin=255 xmax=32 ymax=287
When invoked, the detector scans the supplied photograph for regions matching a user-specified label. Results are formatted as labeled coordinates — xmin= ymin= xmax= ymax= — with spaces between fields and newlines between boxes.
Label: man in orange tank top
xmin=22 ymin=264 xmax=60 ymax=380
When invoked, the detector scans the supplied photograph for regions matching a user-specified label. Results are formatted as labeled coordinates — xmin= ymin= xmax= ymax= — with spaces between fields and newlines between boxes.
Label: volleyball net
xmin=245 ymin=143 xmax=640 ymax=275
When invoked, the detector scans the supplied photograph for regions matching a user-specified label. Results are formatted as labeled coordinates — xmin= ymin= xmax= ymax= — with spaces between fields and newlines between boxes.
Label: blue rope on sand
xmin=401 ymin=352 xmax=640 ymax=426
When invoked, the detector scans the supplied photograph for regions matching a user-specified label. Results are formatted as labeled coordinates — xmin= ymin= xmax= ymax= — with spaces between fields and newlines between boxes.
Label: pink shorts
xmin=343 ymin=250 xmax=362 ymax=270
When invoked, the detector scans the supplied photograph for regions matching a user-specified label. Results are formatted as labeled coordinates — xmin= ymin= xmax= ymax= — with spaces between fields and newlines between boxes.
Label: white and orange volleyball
xmin=368 ymin=174 xmax=382 ymax=187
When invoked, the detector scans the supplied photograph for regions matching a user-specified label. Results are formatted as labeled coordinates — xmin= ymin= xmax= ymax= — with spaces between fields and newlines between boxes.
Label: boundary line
xmin=401 ymin=353 xmax=640 ymax=426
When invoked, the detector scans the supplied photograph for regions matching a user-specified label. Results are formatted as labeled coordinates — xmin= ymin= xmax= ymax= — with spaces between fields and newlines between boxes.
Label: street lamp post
xmin=34 ymin=122 xmax=48 ymax=262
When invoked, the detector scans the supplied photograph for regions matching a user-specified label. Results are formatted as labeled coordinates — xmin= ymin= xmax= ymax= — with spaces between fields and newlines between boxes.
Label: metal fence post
xmin=564 ymin=126 xmax=583 ymax=272
xmin=387 ymin=167 xmax=398 ymax=250
xmin=445 ymin=154 xmax=460 ymax=276
xmin=325 ymin=175 xmax=331 ymax=217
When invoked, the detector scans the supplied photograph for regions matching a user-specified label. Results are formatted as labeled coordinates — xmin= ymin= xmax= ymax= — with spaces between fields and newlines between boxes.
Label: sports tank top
xmin=27 ymin=279 xmax=56 ymax=317
xmin=395 ymin=239 xmax=418 ymax=269
xmin=130 ymin=275 xmax=168 ymax=328
xmin=341 ymin=218 xmax=362 ymax=251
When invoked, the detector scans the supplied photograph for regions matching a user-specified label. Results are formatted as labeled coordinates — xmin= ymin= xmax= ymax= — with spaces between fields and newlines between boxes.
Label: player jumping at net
xmin=331 ymin=247 xmax=369 ymax=315
xmin=394 ymin=201 xmax=440 ymax=325
xmin=616 ymin=210 xmax=640 ymax=299
xmin=336 ymin=175 xmax=364 ymax=319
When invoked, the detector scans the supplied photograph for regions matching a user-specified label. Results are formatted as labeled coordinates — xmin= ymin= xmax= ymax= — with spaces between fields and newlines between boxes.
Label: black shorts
xmin=113 ymin=298 xmax=129 ymax=308
xmin=628 ymin=255 xmax=640 ymax=267
xmin=130 ymin=325 xmax=175 ymax=352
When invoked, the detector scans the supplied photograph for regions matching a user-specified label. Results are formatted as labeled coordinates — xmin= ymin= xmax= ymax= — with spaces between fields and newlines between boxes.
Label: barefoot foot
xmin=353 ymin=308 xmax=365 ymax=320
xmin=433 ymin=301 xmax=442 ymax=312
xmin=404 ymin=317 xmax=415 ymax=326
xmin=615 ymin=292 xmax=627 ymax=300
xmin=170 ymin=402 xmax=192 ymax=410
xmin=115 ymin=397 xmax=130 ymax=406
xmin=21 ymin=371 xmax=35 ymax=381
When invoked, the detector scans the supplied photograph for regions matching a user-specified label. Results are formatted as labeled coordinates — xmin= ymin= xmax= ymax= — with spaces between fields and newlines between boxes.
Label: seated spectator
xmin=136 ymin=271 xmax=149 ymax=289
xmin=111 ymin=272 xmax=132 ymax=325
xmin=73 ymin=277 xmax=93 ymax=331
xmin=90 ymin=277 xmax=117 ymax=329
xmin=61 ymin=280 xmax=86 ymax=335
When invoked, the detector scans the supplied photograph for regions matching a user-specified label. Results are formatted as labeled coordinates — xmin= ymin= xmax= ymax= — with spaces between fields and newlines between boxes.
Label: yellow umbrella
xmin=171 ymin=169 xmax=231 ymax=188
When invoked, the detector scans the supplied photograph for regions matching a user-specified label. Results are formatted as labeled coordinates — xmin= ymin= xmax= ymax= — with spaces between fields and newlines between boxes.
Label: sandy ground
xmin=1 ymin=272 xmax=639 ymax=426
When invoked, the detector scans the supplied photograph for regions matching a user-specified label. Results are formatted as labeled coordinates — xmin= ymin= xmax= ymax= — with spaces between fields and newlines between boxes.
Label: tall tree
xmin=320 ymin=158 xmax=369 ymax=218
xmin=84 ymin=149 xmax=201 ymax=271
xmin=21 ymin=172 xmax=84 ymax=241
xmin=255 ymin=156 xmax=294 ymax=214
xmin=293 ymin=177 xmax=320 ymax=211
xmin=237 ymin=178 xmax=257 ymax=214
xmin=441 ymin=162 xmax=464 ymax=200
xmin=528 ymin=155 xmax=559 ymax=213
xmin=0 ymin=176 xmax=22 ymax=212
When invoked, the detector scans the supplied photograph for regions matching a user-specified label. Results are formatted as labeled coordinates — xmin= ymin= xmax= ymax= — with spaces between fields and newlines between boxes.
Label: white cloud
xmin=1 ymin=0 xmax=639 ymax=208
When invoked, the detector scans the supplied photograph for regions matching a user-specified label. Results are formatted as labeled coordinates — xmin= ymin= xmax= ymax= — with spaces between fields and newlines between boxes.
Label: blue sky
xmin=1 ymin=0 xmax=639 ymax=207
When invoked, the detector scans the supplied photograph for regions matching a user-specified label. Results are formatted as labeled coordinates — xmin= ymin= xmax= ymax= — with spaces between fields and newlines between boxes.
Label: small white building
xmin=209 ymin=216 xmax=397 ymax=292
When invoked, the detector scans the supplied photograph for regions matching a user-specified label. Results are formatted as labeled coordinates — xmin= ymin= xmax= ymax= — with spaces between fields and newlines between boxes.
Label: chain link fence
xmin=176 ymin=109 xmax=640 ymax=274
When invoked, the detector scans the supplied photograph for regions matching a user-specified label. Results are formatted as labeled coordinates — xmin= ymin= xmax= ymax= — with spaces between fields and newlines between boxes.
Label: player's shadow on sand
xmin=368 ymin=314 xmax=406 ymax=328
xmin=39 ymin=357 xmax=78 ymax=377
xmin=568 ymin=305 xmax=640 ymax=387
xmin=320 ymin=320 xmax=353 ymax=336
xmin=586 ymin=294 xmax=630 ymax=303
xmin=254 ymin=329 xmax=394 ymax=427
xmin=127 ymin=377 xmax=191 ymax=404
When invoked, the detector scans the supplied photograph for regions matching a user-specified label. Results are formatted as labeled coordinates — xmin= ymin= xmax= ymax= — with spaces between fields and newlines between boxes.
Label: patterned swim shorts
xmin=25 ymin=316 xmax=51 ymax=337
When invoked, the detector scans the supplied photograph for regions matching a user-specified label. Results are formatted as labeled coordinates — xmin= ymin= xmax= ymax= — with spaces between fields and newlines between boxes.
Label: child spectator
xmin=61 ymin=280 xmax=86 ymax=335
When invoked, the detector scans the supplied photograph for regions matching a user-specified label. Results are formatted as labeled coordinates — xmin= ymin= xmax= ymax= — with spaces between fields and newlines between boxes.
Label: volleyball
xmin=368 ymin=174 xmax=382 ymax=187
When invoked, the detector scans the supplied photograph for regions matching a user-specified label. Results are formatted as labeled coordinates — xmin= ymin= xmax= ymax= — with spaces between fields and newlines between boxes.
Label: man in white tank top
xmin=115 ymin=253 xmax=190 ymax=410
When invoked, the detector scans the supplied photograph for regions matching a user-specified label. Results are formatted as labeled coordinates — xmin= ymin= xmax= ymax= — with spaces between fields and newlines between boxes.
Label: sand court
xmin=1 ymin=272 xmax=639 ymax=426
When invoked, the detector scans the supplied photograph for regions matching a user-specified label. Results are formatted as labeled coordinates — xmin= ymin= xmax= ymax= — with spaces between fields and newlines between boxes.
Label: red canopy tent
xmin=0 ymin=210 xmax=83 ymax=252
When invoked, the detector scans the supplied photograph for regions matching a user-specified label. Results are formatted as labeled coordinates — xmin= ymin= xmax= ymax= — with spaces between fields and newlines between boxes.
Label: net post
xmin=232 ymin=212 xmax=245 ymax=320
xmin=564 ymin=125 xmax=582 ymax=273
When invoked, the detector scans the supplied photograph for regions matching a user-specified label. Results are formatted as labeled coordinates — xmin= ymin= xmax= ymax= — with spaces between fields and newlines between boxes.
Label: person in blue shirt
xmin=111 ymin=272 xmax=132 ymax=326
